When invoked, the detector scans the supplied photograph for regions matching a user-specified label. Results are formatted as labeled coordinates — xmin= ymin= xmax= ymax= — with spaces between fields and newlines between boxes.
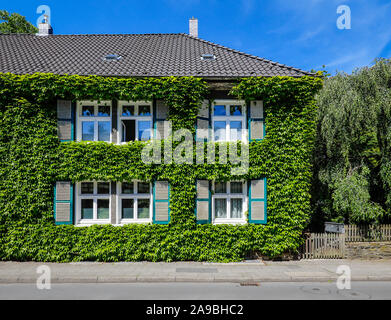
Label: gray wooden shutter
xmin=153 ymin=181 xmax=170 ymax=224
xmin=54 ymin=181 xmax=73 ymax=225
xmin=196 ymin=100 xmax=210 ymax=141
xmin=248 ymin=100 xmax=265 ymax=142
xmin=248 ymin=178 xmax=267 ymax=224
xmin=154 ymin=100 xmax=169 ymax=139
xmin=195 ymin=180 xmax=210 ymax=223
xmin=57 ymin=100 xmax=74 ymax=142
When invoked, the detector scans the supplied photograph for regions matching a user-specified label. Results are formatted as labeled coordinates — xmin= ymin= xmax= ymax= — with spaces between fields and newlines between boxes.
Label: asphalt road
xmin=0 ymin=281 xmax=390 ymax=300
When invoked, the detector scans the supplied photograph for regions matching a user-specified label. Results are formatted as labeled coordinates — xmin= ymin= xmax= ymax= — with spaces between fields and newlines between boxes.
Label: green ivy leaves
xmin=0 ymin=73 xmax=321 ymax=261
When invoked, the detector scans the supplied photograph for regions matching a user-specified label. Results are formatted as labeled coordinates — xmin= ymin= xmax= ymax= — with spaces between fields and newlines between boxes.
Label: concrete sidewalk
xmin=0 ymin=259 xmax=391 ymax=283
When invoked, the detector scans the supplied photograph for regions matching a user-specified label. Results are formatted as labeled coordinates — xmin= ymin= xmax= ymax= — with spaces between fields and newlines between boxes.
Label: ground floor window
xmin=117 ymin=181 xmax=152 ymax=223
xmin=76 ymin=181 xmax=111 ymax=224
xmin=74 ymin=181 xmax=153 ymax=225
xmin=212 ymin=181 xmax=247 ymax=223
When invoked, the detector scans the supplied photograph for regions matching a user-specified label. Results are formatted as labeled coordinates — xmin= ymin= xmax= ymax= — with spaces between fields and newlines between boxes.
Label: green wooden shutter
xmin=196 ymin=99 xmax=210 ymax=141
xmin=248 ymin=100 xmax=265 ymax=142
xmin=248 ymin=178 xmax=267 ymax=224
xmin=54 ymin=181 xmax=73 ymax=225
xmin=195 ymin=180 xmax=211 ymax=224
xmin=154 ymin=99 xmax=170 ymax=140
xmin=153 ymin=181 xmax=170 ymax=224
xmin=57 ymin=100 xmax=75 ymax=142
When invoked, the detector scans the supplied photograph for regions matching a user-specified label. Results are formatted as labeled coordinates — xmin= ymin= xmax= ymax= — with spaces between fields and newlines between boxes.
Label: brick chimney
xmin=189 ymin=17 xmax=198 ymax=38
xmin=37 ymin=15 xmax=53 ymax=36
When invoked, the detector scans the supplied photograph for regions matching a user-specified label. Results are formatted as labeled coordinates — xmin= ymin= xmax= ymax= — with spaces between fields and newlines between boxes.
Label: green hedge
xmin=0 ymin=73 xmax=322 ymax=261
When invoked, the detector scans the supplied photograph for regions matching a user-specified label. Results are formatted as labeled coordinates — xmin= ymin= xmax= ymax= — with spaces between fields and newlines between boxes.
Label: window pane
xmin=230 ymin=121 xmax=242 ymax=141
xmin=214 ymin=121 xmax=226 ymax=141
xmin=81 ymin=105 xmax=94 ymax=116
xmin=122 ymin=199 xmax=134 ymax=219
xmin=81 ymin=199 xmax=93 ymax=219
xmin=138 ymin=199 xmax=150 ymax=219
xmin=215 ymin=182 xmax=227 ymax=194
xmin=82 ymin=121 xmax=94 ymax=141
xmin=122 ymin=182 xmax=134 ymax=194
xmin=139 ymin=105 xmax=151 ymax=116
xmin=97 ymin=182 xmax=110 ymax=194
xmin=230 ymin=182 xmax=243 ymax=194
xmin=97 ymin=199 xmax=110 ymax=219
xmin=98 ymin=121 xmax=110 ymax=141
xmin=213 ymin=105 xmax=226 ymax=116
xmin=81 ymin=182 xmax=93 ymax=194
xmin=138 ymin=182 xmax=150 ymax=194
xmin=215 ymin=198 xmax=227 ymax=218
xmin=230 ymin=105 xmax=242 ymax=116
xmin=231 ymin=198 xmax=243 ymax=218
xmin=138 ymin=121 xmax=151 ymax=141
xmin=98 ymin=105 xmax=110 ymax=117
xmin=122 ymin=105 xmax=135 ymax=116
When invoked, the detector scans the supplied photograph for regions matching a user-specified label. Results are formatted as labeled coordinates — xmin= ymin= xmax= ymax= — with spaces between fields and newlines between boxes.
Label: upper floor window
xmin=77 ymin=101 xmax=112 ymax=142
xmin=212 ymin=100 xmax=246 ymax=142
xmin=118 ymin=101 xmax=153 ymax=142
xmin=212 ymin=181 xmax=247 ymax=223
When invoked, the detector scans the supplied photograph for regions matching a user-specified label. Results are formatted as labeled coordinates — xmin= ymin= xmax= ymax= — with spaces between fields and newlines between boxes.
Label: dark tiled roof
xmin=0 ymin=33 xmax=313 ymax=78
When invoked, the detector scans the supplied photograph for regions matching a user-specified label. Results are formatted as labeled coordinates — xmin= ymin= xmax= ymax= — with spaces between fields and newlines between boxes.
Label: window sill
xmin=76 ymin=220 xmax=111 ymax=227
xmin=213 ymin=219 xmax=247 ymax=225
xmin=118 ymin=219 xmax=152 ymax=225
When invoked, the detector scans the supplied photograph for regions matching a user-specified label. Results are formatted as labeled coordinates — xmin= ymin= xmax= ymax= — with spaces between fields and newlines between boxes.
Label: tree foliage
xmin=312 ymin=59 xmax=391 ymax=227
xmin=0 ymin=10 xmax=38 ymax=34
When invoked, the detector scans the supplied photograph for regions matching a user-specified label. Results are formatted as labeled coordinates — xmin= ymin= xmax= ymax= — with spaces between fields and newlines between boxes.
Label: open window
xmin=118 ymin=101 xmax=152 ymax=142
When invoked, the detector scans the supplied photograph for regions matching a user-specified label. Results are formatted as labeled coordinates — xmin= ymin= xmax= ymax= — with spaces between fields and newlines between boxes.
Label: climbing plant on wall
xmin=0 ymin=73 xmax=322 ymax=261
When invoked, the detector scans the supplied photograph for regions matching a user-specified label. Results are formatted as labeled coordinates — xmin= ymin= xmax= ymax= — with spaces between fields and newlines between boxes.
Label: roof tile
xmin=0 ymin=33 xmax=313 ymax=78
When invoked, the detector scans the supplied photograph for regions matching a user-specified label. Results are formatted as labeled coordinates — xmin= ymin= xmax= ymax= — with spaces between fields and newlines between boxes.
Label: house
xmin=0 ymin=18 xmax=320 ymax=260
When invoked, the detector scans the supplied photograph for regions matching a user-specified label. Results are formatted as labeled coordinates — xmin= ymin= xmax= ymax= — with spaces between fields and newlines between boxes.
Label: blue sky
xmin=2 ymin=0 xmax=391 ymax=74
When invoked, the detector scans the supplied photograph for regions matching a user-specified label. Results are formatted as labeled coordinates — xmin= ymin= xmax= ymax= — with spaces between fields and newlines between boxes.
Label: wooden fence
xmin=345 ymin=224 xmax=391 ymax=242
xmin=301 ymin=225 xmax=391 ymax=259
xmin=301 ymin=233 xmax=345 ymax=259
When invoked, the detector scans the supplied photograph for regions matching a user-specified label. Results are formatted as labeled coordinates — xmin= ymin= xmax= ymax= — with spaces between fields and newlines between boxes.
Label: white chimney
xmin=189 ymin=17 xmax=198 ymax=37
xmin=37 ymin=15 xmax=53 ymax=36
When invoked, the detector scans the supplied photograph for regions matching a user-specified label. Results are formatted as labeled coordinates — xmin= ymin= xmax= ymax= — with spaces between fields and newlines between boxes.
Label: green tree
xmin=312 ymin=59 xmax=391 ymax=227
xmin=0 ymin=10 xmax=38 ymax=34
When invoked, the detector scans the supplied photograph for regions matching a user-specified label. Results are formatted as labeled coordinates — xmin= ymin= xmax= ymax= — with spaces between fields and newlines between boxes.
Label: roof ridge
xmin=179 ymin=33 xmax=313 ymax=76
xmin=0 ymin=33 xmax=184 ymax=37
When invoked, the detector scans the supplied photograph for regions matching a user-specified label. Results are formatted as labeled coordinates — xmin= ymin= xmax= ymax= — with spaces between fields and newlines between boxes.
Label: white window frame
xmin=212 ymin=100 xmax=247 ymax=142
xmin=75 ymin=181 xmax=111 ymax=226
xmin=76 ymin=101 xmax=112 ymax=142
xmin=116 ymin=181 xmax=153 ymax=224
xmin=212 ymin=181 xmax=247 ymax=225
xmin=117 ymin=101 xmax=153 ymax=143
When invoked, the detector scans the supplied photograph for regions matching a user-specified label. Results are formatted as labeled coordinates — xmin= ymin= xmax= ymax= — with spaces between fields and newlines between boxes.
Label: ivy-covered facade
xmin=0 ymin=32 xmax=322 ymax=261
